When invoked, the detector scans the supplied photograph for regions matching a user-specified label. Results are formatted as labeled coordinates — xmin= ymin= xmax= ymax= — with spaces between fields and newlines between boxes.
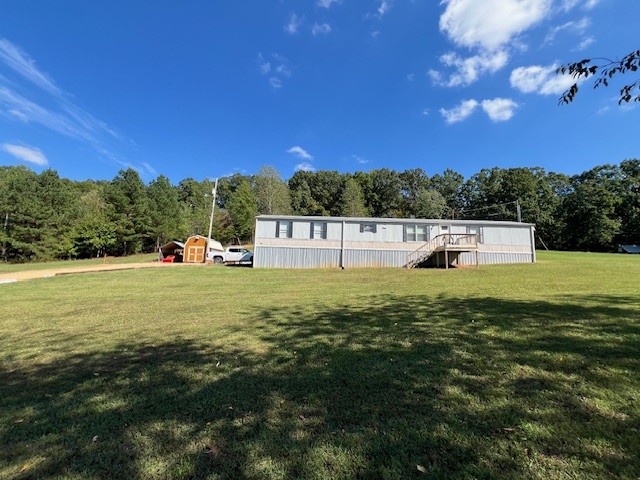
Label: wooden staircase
xmin=406 ymin=233 xmax=479 ymax=269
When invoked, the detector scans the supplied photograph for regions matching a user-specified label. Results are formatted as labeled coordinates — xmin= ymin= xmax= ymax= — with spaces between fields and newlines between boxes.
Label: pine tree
xmin=147 ymin=175 xmax=183 ymax=248
xmin=227 ymin=179 xmax=258 ymax=242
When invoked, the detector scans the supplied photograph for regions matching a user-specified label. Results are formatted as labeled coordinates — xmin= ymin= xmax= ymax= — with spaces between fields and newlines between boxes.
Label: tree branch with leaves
xmin=557 ymin=49 xmax=639 ymax=105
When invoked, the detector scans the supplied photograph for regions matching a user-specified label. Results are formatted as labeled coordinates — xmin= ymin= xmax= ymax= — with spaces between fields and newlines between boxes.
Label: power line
xmin=460 ymin=200 xmax=518 ymax=215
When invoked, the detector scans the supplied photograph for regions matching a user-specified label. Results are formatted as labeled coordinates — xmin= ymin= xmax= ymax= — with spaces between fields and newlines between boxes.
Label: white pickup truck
xmin=207 ymin=244 xmax=253 ymax=265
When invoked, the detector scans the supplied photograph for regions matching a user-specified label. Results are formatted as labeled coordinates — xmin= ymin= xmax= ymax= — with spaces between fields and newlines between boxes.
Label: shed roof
xmin=619 ymin=244 xmax=640 ymax=253
xmin=161 ymin=240 xmax=184 ymax=250
xmin=256 ymin=215 xmax=535 ymax=228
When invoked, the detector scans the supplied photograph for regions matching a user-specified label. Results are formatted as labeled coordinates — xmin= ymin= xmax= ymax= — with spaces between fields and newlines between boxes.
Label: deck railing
xmin=406 ymin=233 xmax=478 ymax=268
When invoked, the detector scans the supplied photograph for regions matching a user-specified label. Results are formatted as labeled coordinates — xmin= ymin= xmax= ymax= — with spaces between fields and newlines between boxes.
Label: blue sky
xmin=0 ymin=0 xmax=638 ymax=183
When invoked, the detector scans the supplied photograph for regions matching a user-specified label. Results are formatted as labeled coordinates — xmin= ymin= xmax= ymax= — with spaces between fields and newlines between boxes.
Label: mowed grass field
xmin=1 ymin=251 xmax=639 ymax=479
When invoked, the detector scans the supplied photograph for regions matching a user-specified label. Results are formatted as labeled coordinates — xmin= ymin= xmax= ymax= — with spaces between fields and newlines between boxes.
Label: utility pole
xmin=516 ymin=200 xmax=522 ymax=223
xmin=206 ymin=178 xmax=219 ymax=252
xmin=2 ymin=212 xmax=8 ymax=262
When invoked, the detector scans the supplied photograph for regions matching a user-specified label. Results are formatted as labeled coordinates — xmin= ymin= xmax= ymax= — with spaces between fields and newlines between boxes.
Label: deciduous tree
xmin=253 ymin=166 xmax=291 ymax=215
xmin=339 ymin=177 xmax=368 ymax=217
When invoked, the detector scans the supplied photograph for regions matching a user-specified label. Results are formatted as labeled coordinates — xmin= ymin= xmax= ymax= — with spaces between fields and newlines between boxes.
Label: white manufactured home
xmin=253 ymin=215 xmax=536 ymax=269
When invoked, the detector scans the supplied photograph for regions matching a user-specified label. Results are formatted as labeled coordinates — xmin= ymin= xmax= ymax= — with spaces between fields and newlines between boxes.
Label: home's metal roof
xmin=256 ymin=215 xmax=535 ymax=227
xmin=619 ymin=244 xmax=640 ymax=254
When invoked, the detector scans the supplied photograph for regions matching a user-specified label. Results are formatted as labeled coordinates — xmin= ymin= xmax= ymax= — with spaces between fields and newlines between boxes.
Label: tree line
xmin=1 ymin=161 xmax=638 ymax=262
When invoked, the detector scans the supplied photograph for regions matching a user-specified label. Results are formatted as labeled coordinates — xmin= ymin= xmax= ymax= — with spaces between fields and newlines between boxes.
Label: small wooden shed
xmin=184 ymin=235 xmax=208 ymax=263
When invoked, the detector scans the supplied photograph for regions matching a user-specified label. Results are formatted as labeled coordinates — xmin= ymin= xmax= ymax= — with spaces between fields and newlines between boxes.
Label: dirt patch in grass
xmin=0 ymin=262 xmax=200 ymax=283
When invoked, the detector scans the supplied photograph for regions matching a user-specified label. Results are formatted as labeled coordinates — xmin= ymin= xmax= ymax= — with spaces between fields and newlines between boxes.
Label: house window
xmin=359 ymin=223 xmax=377 ymax=233
xmin=311 ymin=222 xmax=327 ymax=239
xmin=404 ymin=224 xmax=428 ymax=242
xmin=276 ymin=221 xmax=293 ymax=238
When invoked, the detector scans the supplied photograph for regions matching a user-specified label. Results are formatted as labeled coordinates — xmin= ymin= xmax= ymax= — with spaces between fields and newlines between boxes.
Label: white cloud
xmin=259 ymin=62 xmax=271 ymax=75
xmin=407 ymin=73 xmax=415 ymax=82
xmin=312 ymin=23 xmax=332 ymax=36
xmin=577 ymin=36 xmax=594 ymax=50
xmin=0 ymin=39 xmax=118 ymax=142
xmin=440 ymin=0 xmax=552 ymax=51
xmin=295 ymin=162 xmax=316 ymax=172
xmin=0 ymin=38 xmax=62 ymax=96
xmin=510 ymin=64 xmax=575 ymax=95
xmin=269 ymin=77 xmax=283 ymax=89
xmin=285 ymin=13 xmax=303 ymax=34
xmin=562 ymin=0 xmax=600 ymax=10
xmin=2 ymin=143 xmax=48 ymax=166
xmin=481 ymin=98 xmax=518 ymax=121
xmin=0 ymin=39 xmax=149 ymax=173
xmin=440 ymin=98 xmax=518 ymax=123
xmin=560 ymin=0 xmax=581 ymax=11
xmin=275 ymin=64 xmax=292 ymax=77
xmin=429 ymin=50 xmax=509 ymax=87
xmin=141 ymin=162 xmax=158 ymax=177
xmin=317 ymin=0 xmax=340 ymax=8
xmin=439 ymin=99 xmax=479 ymax=124
xmin=620 ymin=102 xmax=639 ymax=113
xmin=351 ymin=154 xmax=369 ymax=164
xmin=367 ymin=1 xmax=391 ymax=20
xmin=259 ymin=53 xmax=292 ymax=89
xmin=287 ymin=146 xmax=314 ymax=160
xmin=0 ymin=85 xmax=98 ymax=143
xmin=543 ymin=17 xmax=590 ymax=46
xmin=378 ymin=1 xmax=391 ymax=18
xmin=8 ymin=108 xmax=28 ymax=122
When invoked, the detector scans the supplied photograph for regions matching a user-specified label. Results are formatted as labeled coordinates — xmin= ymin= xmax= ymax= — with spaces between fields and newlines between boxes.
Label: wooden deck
xmin=407 ymin=234 xmax=479 ymax=269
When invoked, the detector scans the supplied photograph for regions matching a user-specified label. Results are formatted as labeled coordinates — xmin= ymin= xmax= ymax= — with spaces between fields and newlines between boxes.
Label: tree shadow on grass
xmin=1 ymin=294 xmax=638 ymax=479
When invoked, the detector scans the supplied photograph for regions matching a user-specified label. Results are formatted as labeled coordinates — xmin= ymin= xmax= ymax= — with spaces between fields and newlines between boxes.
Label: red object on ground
xmin=161 ymin=255 xmax=175 ymax=263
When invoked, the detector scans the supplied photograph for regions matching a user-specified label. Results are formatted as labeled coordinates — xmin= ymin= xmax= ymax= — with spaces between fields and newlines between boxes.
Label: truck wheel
xmin=213 ymin=256 xmax=223 ymax=265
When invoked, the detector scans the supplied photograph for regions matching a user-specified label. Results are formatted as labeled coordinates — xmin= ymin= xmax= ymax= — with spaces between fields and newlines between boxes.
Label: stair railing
xmin=406 ymin=233 xmax=478 ymax=268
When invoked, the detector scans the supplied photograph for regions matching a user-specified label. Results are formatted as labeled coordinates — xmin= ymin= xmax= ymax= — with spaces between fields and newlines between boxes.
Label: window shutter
xmin=288 ymin=222 xmax=293 ymax=238
xmin=310 ymin=223 xmax=314 ymax=239
xmin=402 ymin=225 xmax=407 ymax=242
xmin=323 ymin=222 xmax=327 ymax=239
xmin=275 ymin=221 xmax=280 ymax=238
xmin=372 ymin=224 xmax=377 ymax=234
xmin=360 ymin=223 xmax=364 ymax=233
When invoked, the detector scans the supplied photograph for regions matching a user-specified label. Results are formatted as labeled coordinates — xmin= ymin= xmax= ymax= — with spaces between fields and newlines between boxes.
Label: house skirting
xmin=253 ymin=246 xmax=533 ymax=269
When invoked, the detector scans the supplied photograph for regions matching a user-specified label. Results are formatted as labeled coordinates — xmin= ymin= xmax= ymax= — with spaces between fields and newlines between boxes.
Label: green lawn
xmin=1 ymin=251 xmax=638 ymax=479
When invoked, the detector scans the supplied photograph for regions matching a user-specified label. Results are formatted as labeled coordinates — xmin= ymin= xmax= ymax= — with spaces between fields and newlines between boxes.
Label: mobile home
xmin=253 ymin=215 xmax=535 ymax=269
